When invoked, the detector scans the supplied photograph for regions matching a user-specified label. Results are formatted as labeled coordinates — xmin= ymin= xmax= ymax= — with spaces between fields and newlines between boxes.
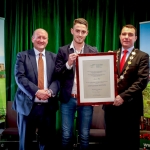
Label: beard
xmin=74 ymin=37 xmax=85 ymax=44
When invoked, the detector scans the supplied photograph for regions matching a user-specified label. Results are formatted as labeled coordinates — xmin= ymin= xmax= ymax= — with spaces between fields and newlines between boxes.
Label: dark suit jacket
xmin=55 ymin=44 xmax=98 ymax=103
xmin=12 ymin=49 xmax=60 ymax=116
xmin=105 ymin=48 xmax=149 ymax=116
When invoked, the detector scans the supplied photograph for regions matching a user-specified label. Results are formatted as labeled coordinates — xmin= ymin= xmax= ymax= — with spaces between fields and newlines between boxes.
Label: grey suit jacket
xmin=12 ymin=49 xmax=60 ymax=116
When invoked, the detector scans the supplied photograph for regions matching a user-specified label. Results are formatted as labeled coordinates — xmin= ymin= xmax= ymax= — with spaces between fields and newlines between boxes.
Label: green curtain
xmin=2 ymin=0 xmax=150 ymax=130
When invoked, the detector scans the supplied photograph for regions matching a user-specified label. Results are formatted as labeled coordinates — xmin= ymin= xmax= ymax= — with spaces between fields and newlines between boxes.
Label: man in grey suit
xmin=55 ymin=18 xmax=98 ymax=150
xmin=12 ymin=28 xmax=60 ymax=150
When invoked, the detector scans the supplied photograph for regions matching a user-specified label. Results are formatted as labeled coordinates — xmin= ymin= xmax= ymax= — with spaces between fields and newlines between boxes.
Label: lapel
xmin=68 ymin=47 xmax=75 ymax=73
xmin=28 ymin=49 xmax=38 ymax=81
xmin=118 ymin=48 xmax=137 ymax=75
xmin=117 ymin=50 xmax=121 ymax=75
xmin=68 ymin=47 xmax=74 ymax=55
xmin=83 ymin=44 xmax=91 ymax=53
xmin=45 ymin=51 xmax=52 ymax=86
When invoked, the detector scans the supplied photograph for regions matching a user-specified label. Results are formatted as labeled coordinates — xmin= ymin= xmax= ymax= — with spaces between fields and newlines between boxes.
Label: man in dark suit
xmin=104 ymin=24 xmax=149 ymax=150
xmin=55 ymin=18 xmax=98 ymax=150
xmin=12 ymin=28 xmax=60 ymax=150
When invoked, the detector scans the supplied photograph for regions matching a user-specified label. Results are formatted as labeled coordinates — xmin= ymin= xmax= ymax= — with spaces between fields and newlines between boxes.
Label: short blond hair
xmin=73 ymin=18 xmax=88 ymax=28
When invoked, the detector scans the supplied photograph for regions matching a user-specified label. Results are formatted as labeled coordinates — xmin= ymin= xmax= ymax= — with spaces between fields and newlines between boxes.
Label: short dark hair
xmin=73 ymin=18 xmax=88 ymax=28
xmin=121 ymin=24 xmax=137 ymax=36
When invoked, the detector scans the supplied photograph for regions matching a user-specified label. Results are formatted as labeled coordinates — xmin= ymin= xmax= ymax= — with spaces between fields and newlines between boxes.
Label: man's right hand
xmin=36 ymin=90 xmax=50 ymax=100
xmin=68 ymin=53 xmax=78 ymax=66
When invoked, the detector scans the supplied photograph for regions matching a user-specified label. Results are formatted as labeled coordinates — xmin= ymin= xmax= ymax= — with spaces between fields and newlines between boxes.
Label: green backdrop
xmin=0 ymin=0 xmax=150 ymax=130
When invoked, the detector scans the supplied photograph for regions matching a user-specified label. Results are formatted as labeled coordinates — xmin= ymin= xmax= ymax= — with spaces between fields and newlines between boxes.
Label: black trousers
xmin=17 ymin=103 xmax=56 ymax=150
xmin=104 ymin=105 xmax=140 ymax=150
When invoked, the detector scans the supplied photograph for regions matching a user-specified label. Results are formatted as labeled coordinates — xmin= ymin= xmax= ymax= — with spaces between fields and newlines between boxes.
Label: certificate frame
xmin=76 ymin=52 xmax=117 ymax=105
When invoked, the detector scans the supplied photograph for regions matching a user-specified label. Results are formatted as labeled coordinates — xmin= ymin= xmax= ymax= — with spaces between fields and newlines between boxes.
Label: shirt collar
xmin=69 ymin=41 xmax=85 ymax=53
xmin=122 ymin=46 xmax=134 ymax=53
xmin=34 ymin=48 xmax=45 ymax=56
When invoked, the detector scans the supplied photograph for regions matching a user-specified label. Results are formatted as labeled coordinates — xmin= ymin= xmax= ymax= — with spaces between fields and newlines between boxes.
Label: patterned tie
xmin=38 ymin=53 xmax=44 ymax=89
xmin=120 ymin=50 xmax=128 ymax=72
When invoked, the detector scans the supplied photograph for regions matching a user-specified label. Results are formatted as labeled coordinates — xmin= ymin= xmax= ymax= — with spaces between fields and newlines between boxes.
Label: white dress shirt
xmin=34 ymin=48 xmax=48 ymax=103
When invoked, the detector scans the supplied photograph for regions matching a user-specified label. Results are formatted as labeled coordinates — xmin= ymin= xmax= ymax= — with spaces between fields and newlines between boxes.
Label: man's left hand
xmin=113 ymin=95 xmax=124 ymax=106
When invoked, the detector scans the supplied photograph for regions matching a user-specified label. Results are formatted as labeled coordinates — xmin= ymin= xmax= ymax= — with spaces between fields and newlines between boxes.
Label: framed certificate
xmin=76 ymin=52 xmax=117 ymax=105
